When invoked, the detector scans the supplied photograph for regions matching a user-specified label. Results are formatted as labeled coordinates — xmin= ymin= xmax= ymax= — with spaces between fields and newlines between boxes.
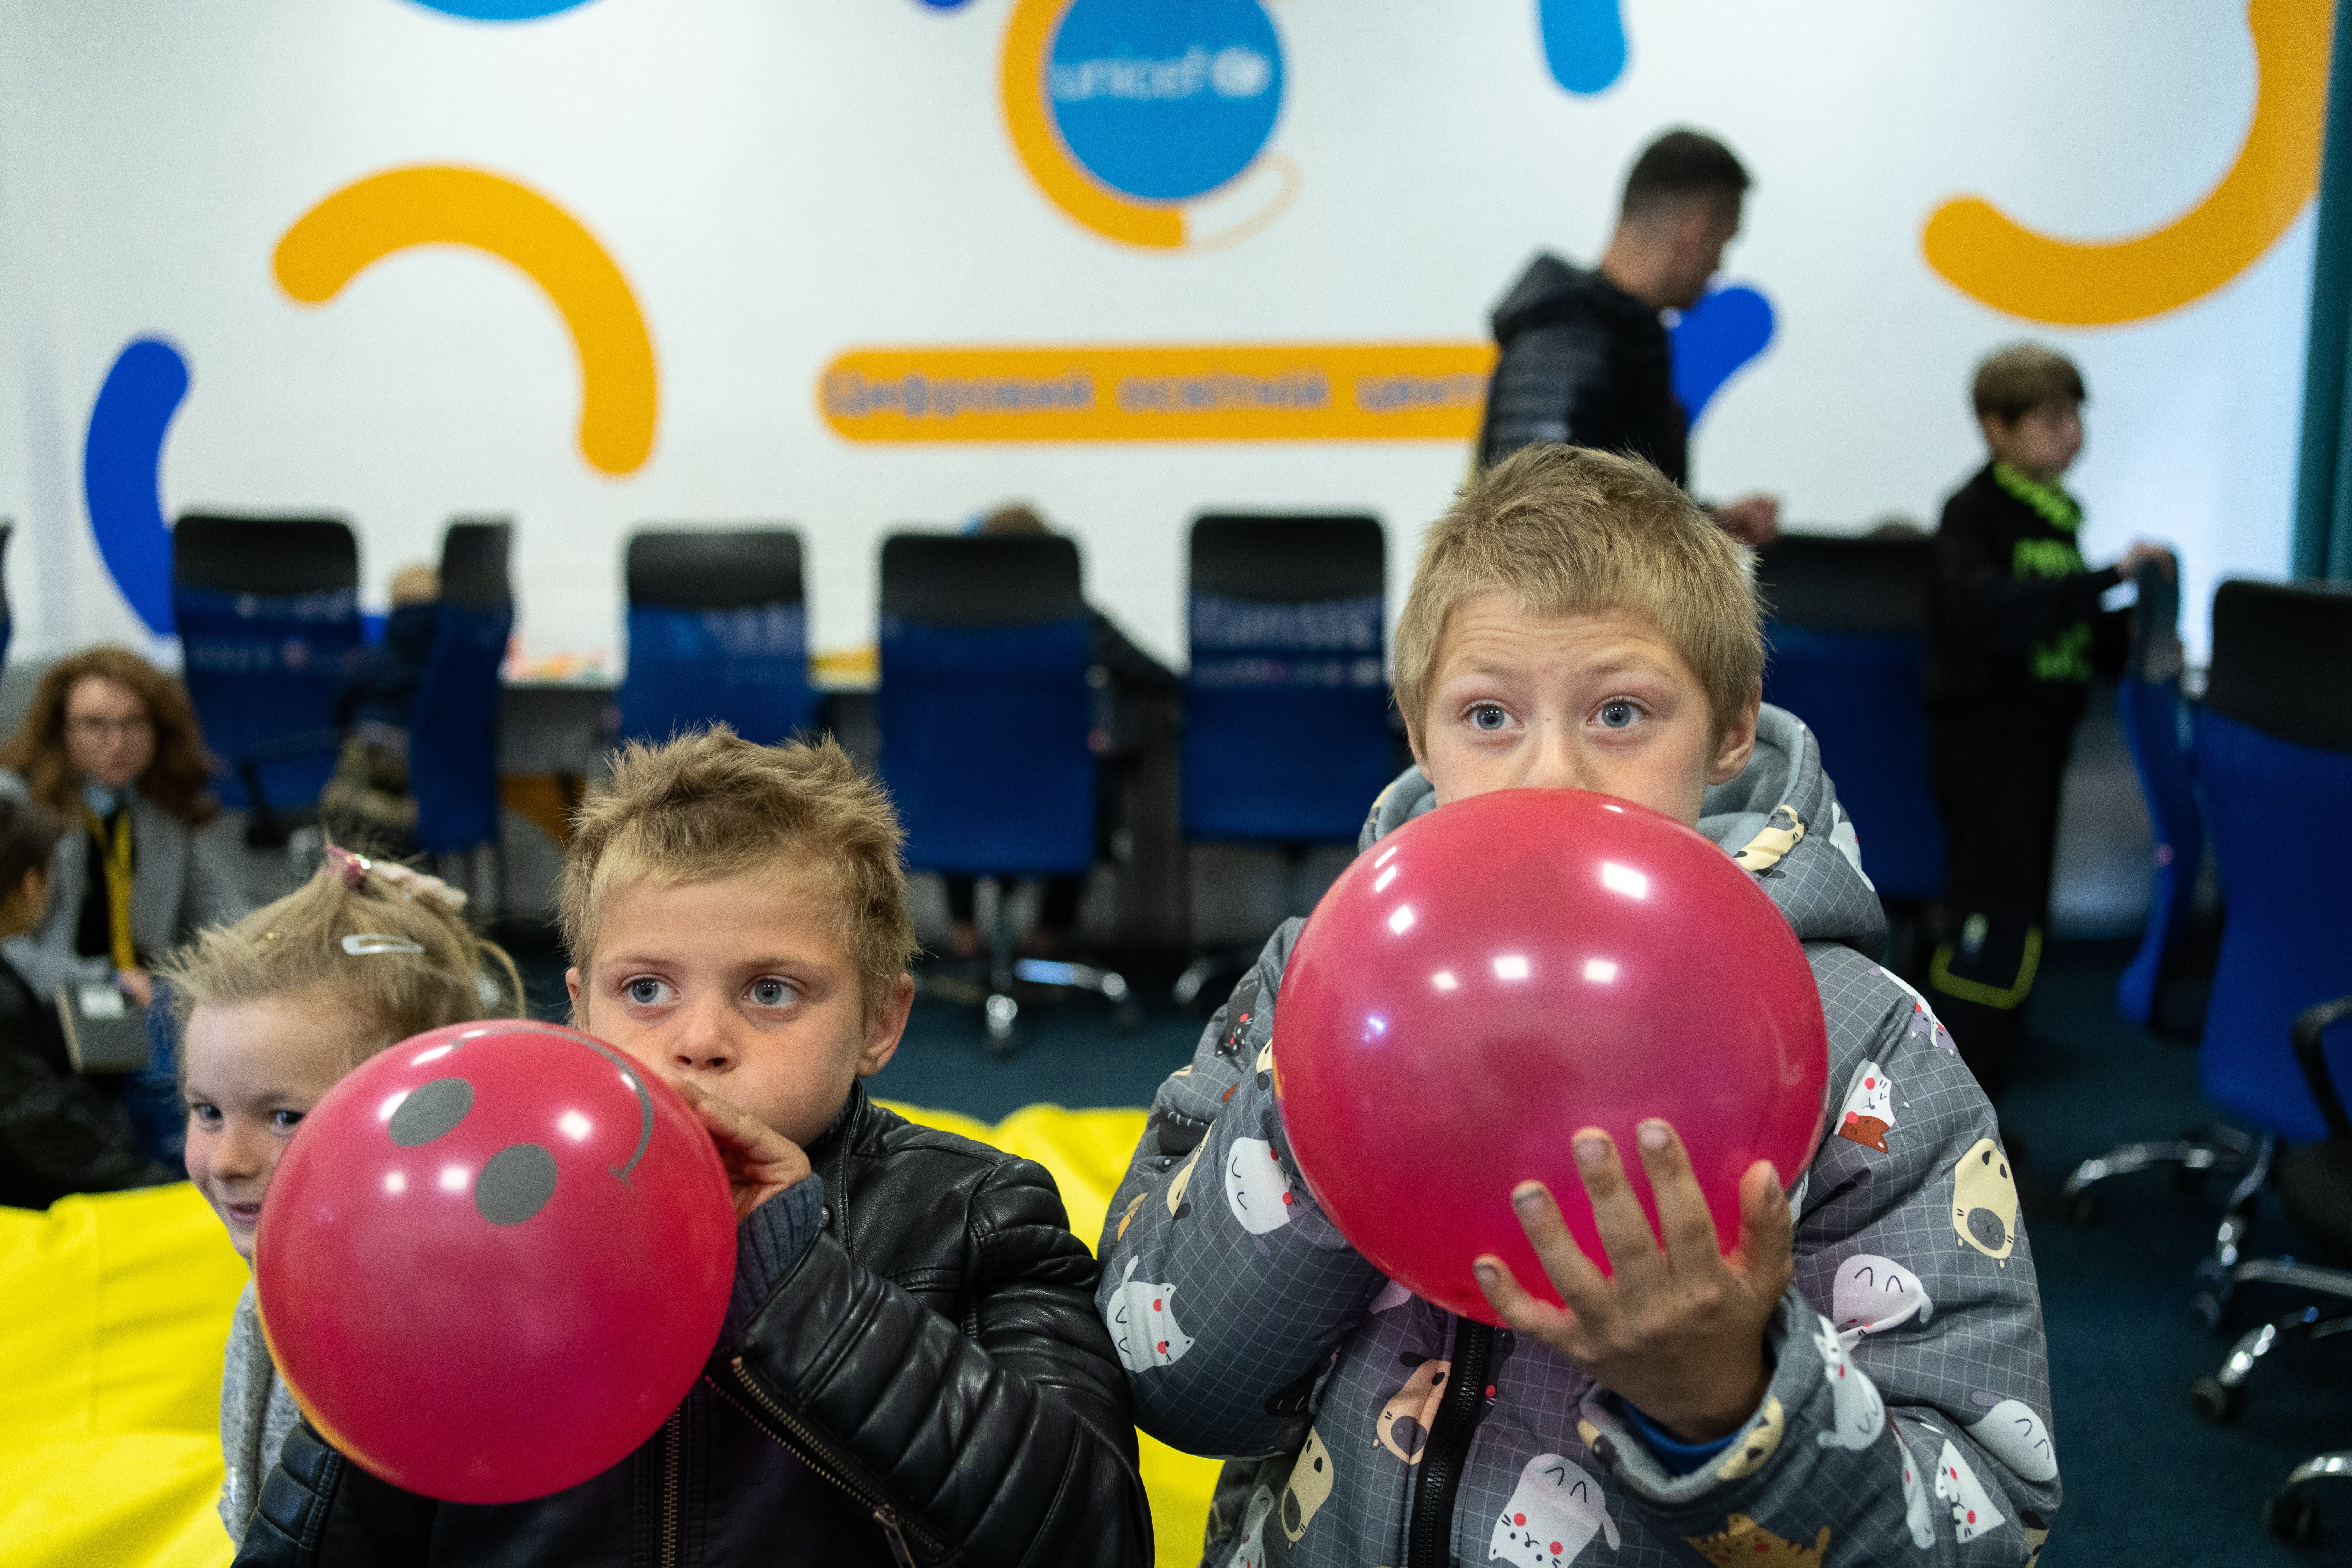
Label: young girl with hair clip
xmin=161 ymin=845 xmax=524 ymax=1544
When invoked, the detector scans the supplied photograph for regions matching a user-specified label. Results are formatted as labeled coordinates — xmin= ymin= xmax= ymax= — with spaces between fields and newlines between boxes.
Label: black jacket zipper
xmin=714 ymin=1356 xmax=946 ymax=1566
xmin=1406 ymin=1318 xmax=1494 ymax=1568
xmin=658 ymin=1408 xmax=682 ymax=1568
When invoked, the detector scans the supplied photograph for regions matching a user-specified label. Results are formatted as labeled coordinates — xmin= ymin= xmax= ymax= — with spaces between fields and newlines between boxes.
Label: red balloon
xmin=256 ymin=1020 xmax=736 ymax=1503
xmin=1273 ymin=789 xmax=1828 ymax=1326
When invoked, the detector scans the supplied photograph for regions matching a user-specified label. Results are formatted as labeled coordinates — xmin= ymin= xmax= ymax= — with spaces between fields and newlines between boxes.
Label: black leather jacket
xmin=1478 ymin=253 xmax=1686 ymax=486
xmin=232 ymin=1085 xmax=1151 ymax=1567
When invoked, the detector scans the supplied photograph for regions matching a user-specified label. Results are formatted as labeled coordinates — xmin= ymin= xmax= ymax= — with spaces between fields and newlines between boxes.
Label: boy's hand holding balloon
xmin=657 ymin=1072 xmax=812 ymax=1220
xmin=1270 ymin=787 xmax=1827 ymax=1451
xmin=1474 ymin=1120 xmax=1795 ymax=1443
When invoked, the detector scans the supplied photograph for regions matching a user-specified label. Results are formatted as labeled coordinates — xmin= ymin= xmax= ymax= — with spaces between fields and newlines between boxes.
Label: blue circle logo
xmin=1047 ymin=0 xmax=1283 ymax=203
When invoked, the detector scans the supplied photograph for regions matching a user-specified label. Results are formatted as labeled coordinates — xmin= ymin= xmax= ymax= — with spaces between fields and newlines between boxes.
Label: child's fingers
xmin=1506 ymin=1180 xmax=1617 ymax=1324
xmin=1471 ymin=1252 xmax=1592 ymax=1363
xmin=1631 ymin=1120 xmax=1721 ymax=1281
xmin=653 ymin=1067 xmax=709 ymax=1109
xmin=1727 ymin=1160 xmax=1796 ymax=1295
xmin=1564 ymin=1131 xmax=1667 ymax=1299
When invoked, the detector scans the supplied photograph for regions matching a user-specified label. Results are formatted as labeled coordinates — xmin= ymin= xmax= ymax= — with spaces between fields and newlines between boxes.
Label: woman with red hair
xmin=0 ymin=647 xmax=250 ymax=1005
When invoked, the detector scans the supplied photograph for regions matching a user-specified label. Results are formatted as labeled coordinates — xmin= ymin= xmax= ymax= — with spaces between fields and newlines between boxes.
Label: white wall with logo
xmin=0 ymin=0 xmax=2318 ymax=672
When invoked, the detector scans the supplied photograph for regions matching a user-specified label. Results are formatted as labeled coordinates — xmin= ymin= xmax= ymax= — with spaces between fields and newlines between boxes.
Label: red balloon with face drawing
xmin=1272 ymin=788 xmax=1829 ymax=1326
xmin=255 ymin=1021 xmax=735 ymax=1502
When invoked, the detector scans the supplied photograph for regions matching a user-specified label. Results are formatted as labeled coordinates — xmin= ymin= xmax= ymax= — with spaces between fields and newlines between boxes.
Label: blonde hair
xmin=557 ymin=728 xmax=918 ymax=1016
xmin=1393 ymin=444 xmax=1762 ymax=748
xmin=160 ymin=853 xmax=523 ymax=1074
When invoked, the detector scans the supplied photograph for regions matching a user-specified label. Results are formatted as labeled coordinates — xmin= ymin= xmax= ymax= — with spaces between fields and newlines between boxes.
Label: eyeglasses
xmin=66 ymin=715 xmax=152 ymax=741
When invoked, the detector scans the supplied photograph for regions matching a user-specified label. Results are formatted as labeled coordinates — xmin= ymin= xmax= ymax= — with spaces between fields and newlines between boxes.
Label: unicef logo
xmin=1047 ymin=0 xmax=1285 ymax=203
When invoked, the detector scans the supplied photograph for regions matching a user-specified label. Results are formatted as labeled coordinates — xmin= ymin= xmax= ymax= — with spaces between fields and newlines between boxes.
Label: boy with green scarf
xmin=1926 ymin=345 xmax=2175 ymax=1104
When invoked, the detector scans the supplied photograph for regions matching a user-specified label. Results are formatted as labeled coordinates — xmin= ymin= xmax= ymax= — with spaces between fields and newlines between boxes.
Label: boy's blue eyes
xmin=621 ymin=976 xmax=797 ymax=1008
xmin=1465 ymin=700 xmax=1642 ymax=731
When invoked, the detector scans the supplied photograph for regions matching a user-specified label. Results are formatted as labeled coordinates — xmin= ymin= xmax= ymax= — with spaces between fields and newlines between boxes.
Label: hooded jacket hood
xmin=1490 ymin=252 xmax=1655 ymax=345
xmin=1359 ymin=702 xmax=1887 ymax=955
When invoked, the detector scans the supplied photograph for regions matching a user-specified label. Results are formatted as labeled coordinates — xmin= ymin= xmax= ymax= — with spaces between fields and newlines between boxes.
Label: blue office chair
xmin=410 ymin=519 xmax=513 ymax=862
xmin=617 ymin=528 xmax=816 ymax=746
xmin=1753 ymin=534 xmax=1944 ymax=904
xmin=880 ymin=532 xmax=1126 ymax=1048
xmin=2065 ymin=580 xmax=2352 ymax=1329
xmin=2189 ymin=996 xmax=2352 ymax=1398
xmin=172 ymin=515 xmax=361 ymax=842
xmin=2193 ymin=582 xmax=2352 ymax=1147
xmin=1173 ymin=515 xmax=1389 ymax=1004
xmin=2187 ymin=993 xmax=2352 ymax=1543
xmin=2115 ymin=560 xmax=2205 ymax=1031
xmin=1181 ymin=515 xmax=1390 ymax=842
xmin=2059 ymin=564 xmax=2243 ymax=1221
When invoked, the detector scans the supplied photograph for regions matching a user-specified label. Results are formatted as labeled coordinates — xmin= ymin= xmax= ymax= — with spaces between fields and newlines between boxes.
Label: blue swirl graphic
xmin=1539 ymin=0 xmax=1628 ymax=94
xmin=405 ymin=0 xmax=599 ymax=19
xmin=1670 ymin=284 xmax=1775 ymax=427
xmin=83 ymin=338 xmax=189 ymax=637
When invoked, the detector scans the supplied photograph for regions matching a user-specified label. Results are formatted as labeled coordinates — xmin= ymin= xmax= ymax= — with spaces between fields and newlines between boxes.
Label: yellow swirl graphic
xmin=274 ymin=165 xmax=658 ymax=474
xmin=1000 ymin=0 xmax=1185 ymax=249
xmin=1922 ymin=0 xmax=2330 ymax=325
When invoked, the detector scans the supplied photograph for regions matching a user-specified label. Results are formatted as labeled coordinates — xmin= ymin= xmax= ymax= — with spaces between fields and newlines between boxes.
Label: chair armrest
xmin=2291 ymin=996 xmax=2352 ymax=1139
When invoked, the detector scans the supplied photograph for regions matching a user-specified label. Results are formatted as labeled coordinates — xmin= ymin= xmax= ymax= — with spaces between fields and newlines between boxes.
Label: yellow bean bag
xmin=0 ymin=1104 xmax=1218 ymax=1568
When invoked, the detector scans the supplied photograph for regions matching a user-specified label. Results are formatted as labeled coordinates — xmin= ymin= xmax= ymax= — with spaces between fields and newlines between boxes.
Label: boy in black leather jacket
xmin=235 ymin=728 xmax=1150 ymax=1568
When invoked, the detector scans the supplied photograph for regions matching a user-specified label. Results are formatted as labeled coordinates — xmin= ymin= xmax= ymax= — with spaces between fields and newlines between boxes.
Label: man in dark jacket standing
xmin=1479 ymin=128 xmax=1778 ymax=546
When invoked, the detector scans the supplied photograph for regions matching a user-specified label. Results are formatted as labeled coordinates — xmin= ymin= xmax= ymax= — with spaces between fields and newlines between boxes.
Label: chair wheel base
xmin=2189 ymin=1377 xmax=2242 ymax=1424
xmin=2190 ymin=1258 xmax=2236 ymax=1335
xmin=2267 ymin=1489 xmax=2322 ymax=1543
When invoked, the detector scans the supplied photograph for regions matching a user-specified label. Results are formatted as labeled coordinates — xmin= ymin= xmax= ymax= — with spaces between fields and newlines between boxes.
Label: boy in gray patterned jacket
xmin=1100 ymin=444 xmax=2055 ymax=1567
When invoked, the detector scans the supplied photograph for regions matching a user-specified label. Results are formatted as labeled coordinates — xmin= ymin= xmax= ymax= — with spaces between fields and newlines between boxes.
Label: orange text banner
xmin=818 ymin=342 xmax=1495 ymax=443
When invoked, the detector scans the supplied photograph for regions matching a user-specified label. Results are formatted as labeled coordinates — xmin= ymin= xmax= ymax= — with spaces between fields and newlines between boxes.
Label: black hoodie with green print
xmin=1926 ymin=462 xmax=2127 ymax=722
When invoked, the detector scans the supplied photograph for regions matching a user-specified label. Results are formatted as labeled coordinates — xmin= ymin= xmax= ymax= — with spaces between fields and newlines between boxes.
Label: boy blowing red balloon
xmin=1100 ymin=445 xmax=2054 ymax=1565
xmin=233 ymin=733 xmax=1149 ymax=1568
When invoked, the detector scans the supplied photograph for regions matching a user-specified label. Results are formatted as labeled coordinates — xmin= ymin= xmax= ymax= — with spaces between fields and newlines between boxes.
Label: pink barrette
xmin=323 ymin=845 xmax=373 ymax=887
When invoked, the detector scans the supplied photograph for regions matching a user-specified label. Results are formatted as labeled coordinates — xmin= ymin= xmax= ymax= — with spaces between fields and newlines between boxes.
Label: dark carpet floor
xmin=515 ymin=936 xmax=2352 ymax=1561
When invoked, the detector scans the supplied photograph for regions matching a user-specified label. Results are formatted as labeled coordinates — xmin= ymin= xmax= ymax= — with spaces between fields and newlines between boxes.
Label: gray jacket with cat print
xmin=1097 ymin=704 xmax=2057 ymax=1568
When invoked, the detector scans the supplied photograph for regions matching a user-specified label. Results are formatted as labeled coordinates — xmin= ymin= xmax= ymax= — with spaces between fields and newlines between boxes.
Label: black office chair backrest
xmin=880 ymin=534 xmax=1083 ymax=626
xmin=2206 ymin=580 xmax=2352 ymax=753
xmin=1190 ymin=514 xmax=1384 ymax=604
xmin=626 ymin=528 xmax=802 ymax=610
xmin=1750 ymin=534 xmax=1933 ymax=633
xmin=172 ymin=514 xmax=357 ymax=595
xmin=440 ymin=518 xmax=514 ymax=612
